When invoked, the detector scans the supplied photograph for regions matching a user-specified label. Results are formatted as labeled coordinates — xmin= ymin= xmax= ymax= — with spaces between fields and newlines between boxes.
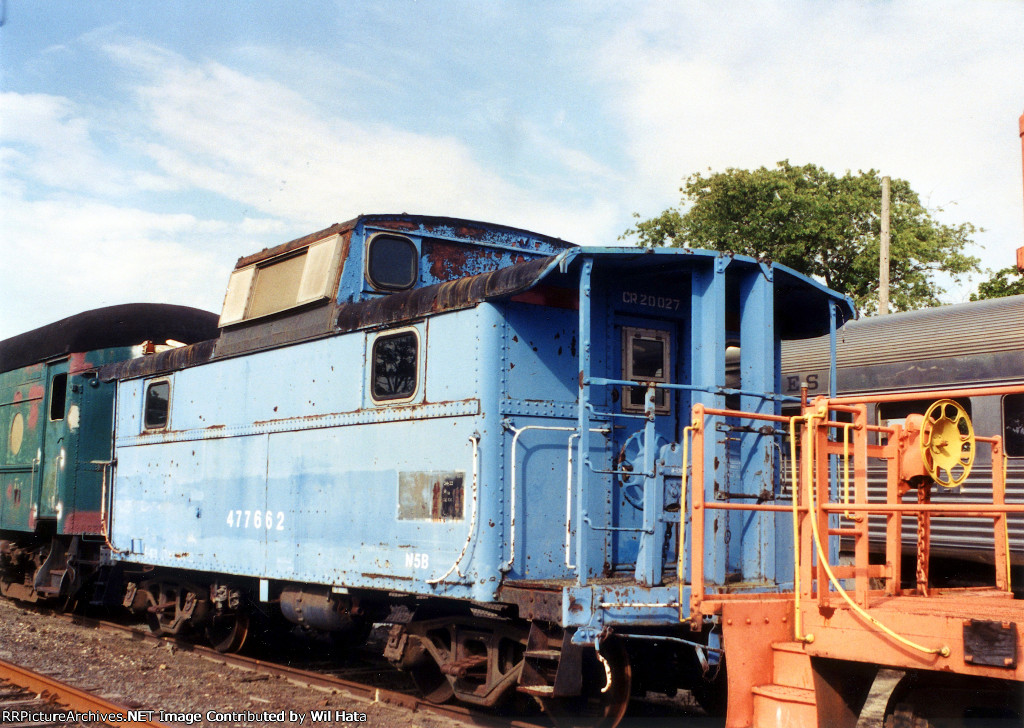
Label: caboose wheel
xmin=398 ymin=631 xmax=455 ymax=703
xmin=408 ymin=655 xmax=455 ymax=703
xmin=883 ymin=672 xmax=1023 ymax=728
xmin=206 ymin=609 xmax=250 ymax=653
xmin=538 ymin=637 xmax=631 ymax=728
xmin=919 ymin=399 xmax=975 ymax=488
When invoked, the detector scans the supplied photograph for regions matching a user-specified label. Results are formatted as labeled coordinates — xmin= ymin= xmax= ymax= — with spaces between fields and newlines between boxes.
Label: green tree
xmin=970 ymin=267 xmax=1024 ymax=300
xmin=623 ymin=161 xmax=981 ymax=313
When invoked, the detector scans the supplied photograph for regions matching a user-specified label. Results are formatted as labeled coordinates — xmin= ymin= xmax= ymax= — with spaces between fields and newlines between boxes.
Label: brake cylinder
xmin=279 ymin=586 xmax=355 ymax=631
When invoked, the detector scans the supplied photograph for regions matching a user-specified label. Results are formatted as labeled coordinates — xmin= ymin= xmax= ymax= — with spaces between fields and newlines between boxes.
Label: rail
xmin=17 ymin=604 xmax=552 ymax=728
xmin=688 ymin=403 xmax=803 ymax=622
xmin=791 ymin=405 xmax=948 ymax=656
xmin=0 ymin=656 xmax=169 ymax=728
xmin=675 ymin=422 xmax=694 ymax=623
xmin=95 ymin=458 xmax=128 ymax=556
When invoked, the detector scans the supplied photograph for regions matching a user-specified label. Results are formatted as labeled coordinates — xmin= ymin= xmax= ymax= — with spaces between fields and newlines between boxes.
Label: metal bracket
xmin=571 ymin=626 xmax=600 ymax=646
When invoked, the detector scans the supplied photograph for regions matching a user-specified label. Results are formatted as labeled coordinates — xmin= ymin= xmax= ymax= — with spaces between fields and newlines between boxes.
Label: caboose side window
xmin=371 ymin=331 xmax=418 ymax=402
xmin=1003 ymin=393 xmax=1024 ymax=457
xmin=218 ymin=234 xmax=342 ymax=326
xmin=622 ymin=327 xmax=670 ymax=413
xmin=49 ymin=373 xmax=68 ymax=421
xmin=144 ymin=380 xmax=171 ymax=430
xmin=366 ymin=234 xmax=418 ymax=291
xmin=248 ymin=252 xmax=307 ymax=319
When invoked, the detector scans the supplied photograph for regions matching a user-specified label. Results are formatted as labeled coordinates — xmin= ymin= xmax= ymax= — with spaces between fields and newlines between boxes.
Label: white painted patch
xmin=67 ymin=404 xmax=80 ymax=430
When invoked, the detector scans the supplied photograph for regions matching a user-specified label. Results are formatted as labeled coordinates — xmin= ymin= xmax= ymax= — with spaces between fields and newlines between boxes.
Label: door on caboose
xmin=608 ymin=316 xmax=686 ymax=584
xmin=36 ymin=360 xmax=68 ymax=523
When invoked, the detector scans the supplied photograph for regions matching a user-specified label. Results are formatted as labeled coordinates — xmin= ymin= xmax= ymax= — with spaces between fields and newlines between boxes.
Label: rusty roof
xmin=233 ymin=214 xmax=577 ymax=270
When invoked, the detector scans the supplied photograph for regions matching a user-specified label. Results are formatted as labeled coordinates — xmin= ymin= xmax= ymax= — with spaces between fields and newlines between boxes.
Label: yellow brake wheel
xmin=919 ymin=399 xmax=974 ymax=488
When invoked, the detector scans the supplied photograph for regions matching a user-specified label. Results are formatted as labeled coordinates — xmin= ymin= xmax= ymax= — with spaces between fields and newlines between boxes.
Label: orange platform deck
xmin=799 ymin=587 xmax=1022 ymax=681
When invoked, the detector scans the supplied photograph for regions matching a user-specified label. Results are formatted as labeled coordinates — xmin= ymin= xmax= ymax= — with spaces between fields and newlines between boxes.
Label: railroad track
xmin=55 ymin=612 xmax=547 ymax=728
xmin=8 ymin=603 xmax=704 ymax=727
xmin=0 ymin=656 xmax=169 ymax=728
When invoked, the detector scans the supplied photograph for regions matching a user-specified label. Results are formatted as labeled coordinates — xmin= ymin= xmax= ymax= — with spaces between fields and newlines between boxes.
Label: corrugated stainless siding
xmin=783 ymin=294 xmax=1024 ymax=374
xmin=780 ymin=294 xmax=1024 ymax=569
xmin=779 ymin=460 xmax=1024 ymax=565
xmin=861 ymin=463 xmax=1024 ymax=567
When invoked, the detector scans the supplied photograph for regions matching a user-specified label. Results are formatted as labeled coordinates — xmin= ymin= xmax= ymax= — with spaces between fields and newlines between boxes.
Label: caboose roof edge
xmin=0 ymin=304 xmax=220 ymax=374
xmin=567 ymin=247 xmax=857 ymax=338
xmin=97 ymin=246 xmax=855 ymax=382
xmin=573 ymin=246 xmax=856 ymax=316
xmin=336 ymin=247 xmax=855 ymax=339
xmin=334 ymin=254 xmax=566 ymax=333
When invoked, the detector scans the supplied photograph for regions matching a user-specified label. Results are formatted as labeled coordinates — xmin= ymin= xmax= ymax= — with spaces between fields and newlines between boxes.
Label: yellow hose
xmin=791 ymin=404 xmax=949 ymax=657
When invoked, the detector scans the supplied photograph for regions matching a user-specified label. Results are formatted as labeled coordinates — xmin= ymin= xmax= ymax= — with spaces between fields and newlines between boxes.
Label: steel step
xmin=524 ymin=649 xmax=561 ymax=660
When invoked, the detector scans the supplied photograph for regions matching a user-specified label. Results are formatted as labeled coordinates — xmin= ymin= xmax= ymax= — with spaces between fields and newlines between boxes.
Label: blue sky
xmin=2 ymin=1 xmax=1023 ymax=339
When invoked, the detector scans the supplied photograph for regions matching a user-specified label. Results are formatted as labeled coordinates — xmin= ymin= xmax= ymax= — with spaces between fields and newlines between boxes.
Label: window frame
xmin=143 ymin=378 xmax=172 ymax=432
xmin=246 ymin=249 xmax=310 ymax=320
xmin=8 ymin=412 xmax=25 ymax=456
xmin=218 ymin=233 xmax=343 ymax=326
xmin=369 ymin=328 xmax=421 ymax=405
xmin=48 ymin=372 xmax=68 ymax=422
xmin=1002 ymin=392 xmax=1024 ymax=458
xmin=364 ymin=233 xmax=419 ymax=292
xmin=621 ymin=326 xmax=671 ymax=414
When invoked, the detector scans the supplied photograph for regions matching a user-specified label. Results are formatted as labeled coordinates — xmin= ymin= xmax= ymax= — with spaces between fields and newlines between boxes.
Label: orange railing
xmin=686 ymin=387 xmax=1024 ymax=651
xmin=687 ymin=403 xmax=797 ymax=622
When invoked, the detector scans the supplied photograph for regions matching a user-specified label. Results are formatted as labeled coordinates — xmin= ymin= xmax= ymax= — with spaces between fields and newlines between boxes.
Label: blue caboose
xmin=100 ymin=215 xmax=852 ymax=719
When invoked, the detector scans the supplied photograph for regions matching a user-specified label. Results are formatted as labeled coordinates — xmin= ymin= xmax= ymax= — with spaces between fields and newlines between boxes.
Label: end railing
xmin=686 ymin=386 xmax=1024 ymax=656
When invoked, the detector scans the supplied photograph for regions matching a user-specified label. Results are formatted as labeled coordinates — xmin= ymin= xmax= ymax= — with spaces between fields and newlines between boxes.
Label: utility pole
xmin=879 ymin=176 xmax=891 ymax=315
xmin=1018 ymin=112 xmax=1024 ymax=272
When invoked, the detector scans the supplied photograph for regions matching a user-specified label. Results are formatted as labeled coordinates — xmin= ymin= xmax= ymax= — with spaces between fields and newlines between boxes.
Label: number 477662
xmin=226 ymin=509 xmax=285 ymax=531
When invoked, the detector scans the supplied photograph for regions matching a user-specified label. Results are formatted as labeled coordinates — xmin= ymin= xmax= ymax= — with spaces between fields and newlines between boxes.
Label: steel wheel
xmin=408 ymin=657 xmax=455 ymax=704
xmin=206 ymin=609 xmax=250 ymax=653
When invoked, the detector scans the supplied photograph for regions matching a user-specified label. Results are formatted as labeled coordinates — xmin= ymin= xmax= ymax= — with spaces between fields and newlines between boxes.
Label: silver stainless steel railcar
xmin=781 ymin=294 xmax=1024 ymax=587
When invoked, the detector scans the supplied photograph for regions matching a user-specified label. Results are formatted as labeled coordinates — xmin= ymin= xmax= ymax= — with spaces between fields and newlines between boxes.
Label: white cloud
xmin=0 ymin=36 xmax=625 ymax=338
xmin=0 ymin=191 xmax=245 ymax=338
xmin=0 ymin=91 xmax=177 ymax=196
xmin=594 ymin=2 xmax=1024 ymax=274
xmin=5 ymin=6 xmax=1020 ymax=341
xmin=104 ymin=38 xmax=620 ymax=241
